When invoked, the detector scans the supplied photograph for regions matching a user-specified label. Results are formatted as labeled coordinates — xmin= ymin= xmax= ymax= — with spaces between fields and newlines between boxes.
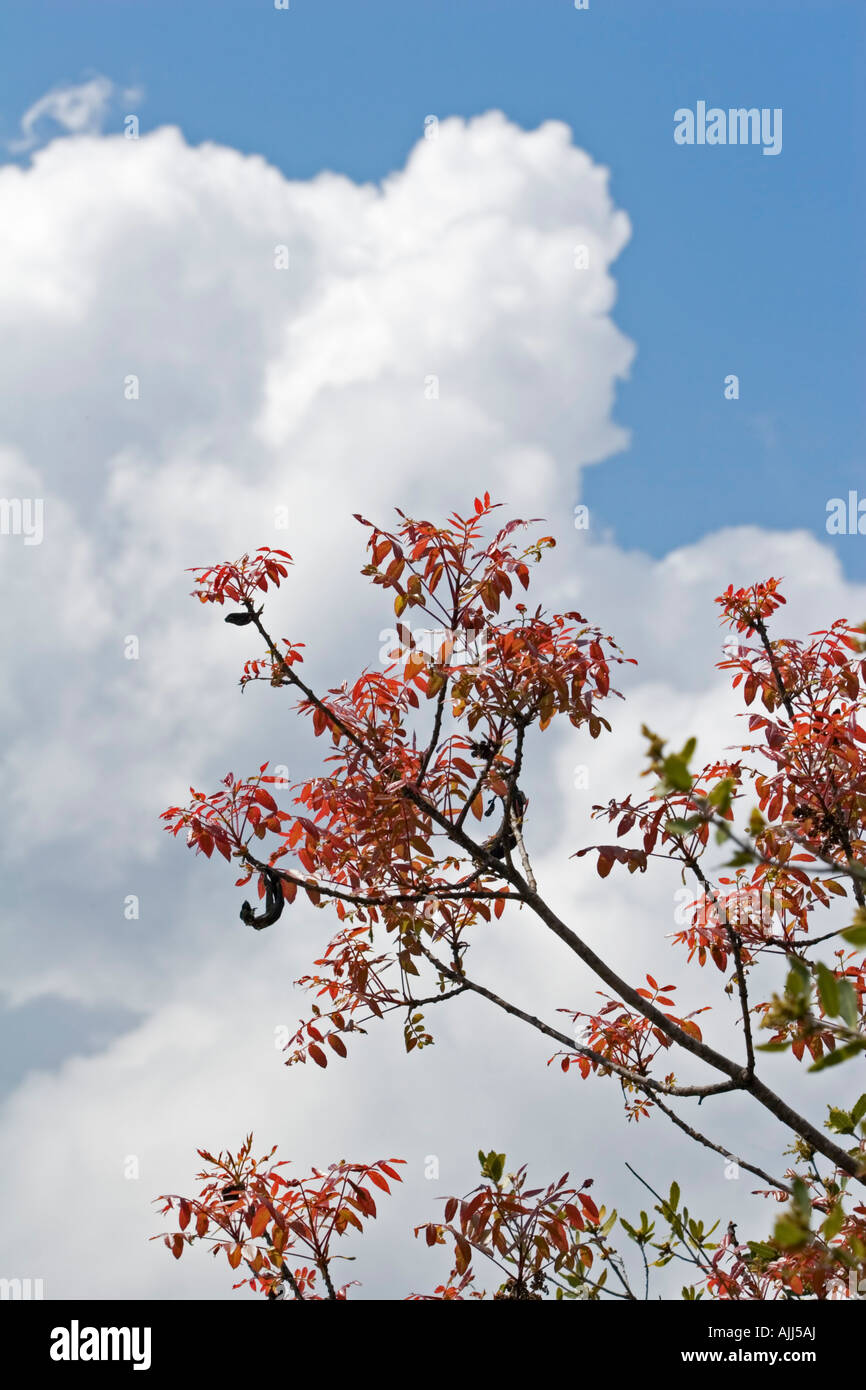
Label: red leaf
xmin=579 ymin=1192 xmax=600 ymax=1222
xmin=250 ymin=1205 xmax=270 ymax=1239
xmin=548 ymin=1220 xmax=568 ymax=1254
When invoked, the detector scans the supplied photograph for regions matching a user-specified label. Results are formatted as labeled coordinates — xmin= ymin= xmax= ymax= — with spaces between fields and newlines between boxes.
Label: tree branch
xmin=647 ymin=1093 xmax=792 ymax=1195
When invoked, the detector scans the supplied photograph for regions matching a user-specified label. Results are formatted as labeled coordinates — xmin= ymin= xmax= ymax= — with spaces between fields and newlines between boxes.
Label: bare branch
xmin=648 ymin=1093 xmax=792 ymax=1195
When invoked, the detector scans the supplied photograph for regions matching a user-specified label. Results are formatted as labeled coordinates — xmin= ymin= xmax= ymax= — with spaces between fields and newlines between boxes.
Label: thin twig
xmin=648 ymin=1093 xmax=792 ymax=1195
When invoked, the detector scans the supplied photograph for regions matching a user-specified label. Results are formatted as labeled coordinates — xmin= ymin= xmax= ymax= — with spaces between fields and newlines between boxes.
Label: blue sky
xmin=2 ymin=0 xmax=863 ymax=571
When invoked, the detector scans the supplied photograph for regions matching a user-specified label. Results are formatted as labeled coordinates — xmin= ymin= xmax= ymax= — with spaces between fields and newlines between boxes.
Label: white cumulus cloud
xmin=8 ymin=76 xmax=117 ymax=153
xmin=0 ymin=111 xmax=859 ymax=1299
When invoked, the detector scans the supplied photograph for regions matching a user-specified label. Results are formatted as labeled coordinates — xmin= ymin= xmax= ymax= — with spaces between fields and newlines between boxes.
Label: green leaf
xmin=708 ymin=778 xmax=735 ymax=813
xmin=669 ymin=1181 xmax=680 ymax=1213
xmin=477 ymin=1149 xmax=507 ymax=1184
xmin=785 ymin=955 xmax=812 ymax=1005
xmin=665 ymin=817 xmax=701 ymax=837
xmin=748 ymin=1241 xmax=778 ymax=1262
xmin=662 ymin=755 xmax=693 ymax=793
xmin=791 ymin=1178 xmax=811 ymax=1224
xmin=841 ymin=907 xmax=866 ymax=949
xmin=748 ymin=807 xmax=765 ymax=836
xmin=809 ymin=1041 xmax=866 ymax=1073
xmin=827 ymin=1107 xmax=855 ymax=1136
xmin=852 ymin=1094 xmax=866 ymax=1126
xmin=816 ymin=962 xmax=840 ymax=1018
xmin=725 ymin=849 xmax=757 ymax=867
xmin=773 ymin=1217 xmax=809 ymax=1250
xmin=836 ymin=978 xmax=859 ymax=1030
xmin=822 ymin=1203 xmax=845 ymax=1240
